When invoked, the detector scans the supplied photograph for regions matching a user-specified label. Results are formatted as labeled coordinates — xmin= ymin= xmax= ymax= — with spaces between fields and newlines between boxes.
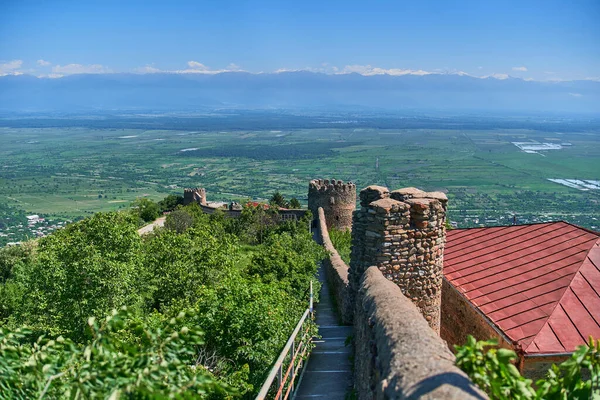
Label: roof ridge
xmin=524 ymin=237 xmax=600 ymax=353
xmin=450 ymin=221 xmax=599 ymax=235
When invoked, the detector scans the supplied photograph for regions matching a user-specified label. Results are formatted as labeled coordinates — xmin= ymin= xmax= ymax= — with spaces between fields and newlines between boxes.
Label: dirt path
xmin=137 ymin=217 xmax=166 ymax=235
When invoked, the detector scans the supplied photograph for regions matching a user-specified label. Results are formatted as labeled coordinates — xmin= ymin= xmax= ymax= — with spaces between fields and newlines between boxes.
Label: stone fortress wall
xmin=183 ymin=188 xmax=206 ymax=206
xmin=183 ymin=187 xmax=307 ymax=220
xmin=312 ymin=179 xmax=485 ymax=399
xmin=308 ymin=179 xmax=356 ymax=231
xmin=350 ymin=185 xmax=448 ymax=332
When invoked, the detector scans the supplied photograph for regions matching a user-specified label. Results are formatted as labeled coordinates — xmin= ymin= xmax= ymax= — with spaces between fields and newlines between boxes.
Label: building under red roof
xmin=442 ymin=221 xmax=600 ymax=372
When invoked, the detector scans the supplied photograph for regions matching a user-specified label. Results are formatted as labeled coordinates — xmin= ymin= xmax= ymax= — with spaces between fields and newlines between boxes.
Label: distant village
xmin=0 ymin=214 xmax=71 ymax=246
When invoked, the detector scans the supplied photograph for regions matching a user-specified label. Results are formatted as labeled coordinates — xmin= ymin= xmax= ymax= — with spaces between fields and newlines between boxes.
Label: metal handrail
xmin=255 ymin=282 xmax=314 ymax=400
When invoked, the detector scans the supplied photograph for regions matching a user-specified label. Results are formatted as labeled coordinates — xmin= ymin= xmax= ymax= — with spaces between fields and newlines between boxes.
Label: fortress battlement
xmin=183 ymin=187 xmax=206 ymax=206
xmin=308 ymin=178 xmax=357 ymax=231
xmin=309 ymin=179 xmax=356 ymax=193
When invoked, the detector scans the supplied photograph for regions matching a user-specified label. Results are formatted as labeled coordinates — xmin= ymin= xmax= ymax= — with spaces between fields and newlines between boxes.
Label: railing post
xmin=278 ymin=363 xmax=283 ymax=396
xmin=254 ymin=309 xmax=311 ymax=400
xmin=291 ymin=340 xmax=296 ymax=392
xmin=309 ymin=280 xmax=314 ymax=316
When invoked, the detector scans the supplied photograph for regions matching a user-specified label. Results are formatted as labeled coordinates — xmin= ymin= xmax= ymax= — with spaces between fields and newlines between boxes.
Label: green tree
xmin=165 ymin=208 xmax=195 ymax=233
xmin=0 ymin=308 xmax=227 ymax=399
xmin=247 ymin=231 xmax=324 ymax=299
xmin=158 ymin=194 xmax=184 ymax=213
xmin=132 ymin=197 xmax=160 ymax=223
xmin=329 ymin=227 xmax=351 ymax=264
xmin=190 ymin=276 xmax=310 ymax=392
xmin=234 ymin=204 xmax=281 ymax=244
xmin=269 ymin=192 xmax=288 ymax=208
xmin=142 ymin=227 xmax=237 ymax=311
xmin=0 ymin=241 xmax=36 ymax=284
xmin=14 ymin=212 xmax=143 ymax=340
xmin=289 ymin=197 xmax=301 ymax=209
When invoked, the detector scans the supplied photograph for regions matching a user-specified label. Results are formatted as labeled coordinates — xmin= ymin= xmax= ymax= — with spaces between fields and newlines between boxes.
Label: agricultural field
xmin=0 ymin=113 xmax=599 ymax=245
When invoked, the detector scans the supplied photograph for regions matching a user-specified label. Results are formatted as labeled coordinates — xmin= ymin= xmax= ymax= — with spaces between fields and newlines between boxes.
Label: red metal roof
xmin=444 ymin=222 xmax=600 ymax=355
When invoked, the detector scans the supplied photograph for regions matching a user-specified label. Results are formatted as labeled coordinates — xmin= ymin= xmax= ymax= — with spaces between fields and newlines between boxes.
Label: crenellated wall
xmin=308 ymin=179 xmax=356 ymax=231
xmin=183 ymin=188 xmax=307 ymax=220
xmin=350 ymin=185 xmax=447 ymax=332
xmin=183 ymin=187 xmax=206 ymax=206
xmin=314 ymin=183 xmax=487 ymax=399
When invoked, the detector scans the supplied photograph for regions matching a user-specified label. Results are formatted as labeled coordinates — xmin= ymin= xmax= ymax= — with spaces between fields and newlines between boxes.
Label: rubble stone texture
xmin=350 ymin=185 xmax=448 ymax=332
xmin=183 ymin=188 xmax=206 ymax=206
xmin=308 ymin=179 xmax=356 ymax=231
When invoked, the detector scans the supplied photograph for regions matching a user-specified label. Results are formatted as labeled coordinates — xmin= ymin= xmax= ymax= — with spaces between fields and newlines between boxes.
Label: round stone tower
xmin=183 ymin=188 xmax=206 ymax=206
xmin=349 ymin=185 xmax=448 ymax=333
xmin=308 ymin=179 xmax=356 ymax=231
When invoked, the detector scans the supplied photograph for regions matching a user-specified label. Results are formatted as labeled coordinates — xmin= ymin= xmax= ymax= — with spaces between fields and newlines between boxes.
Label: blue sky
xmin=0 ymin=0 xmax=598 ymax=81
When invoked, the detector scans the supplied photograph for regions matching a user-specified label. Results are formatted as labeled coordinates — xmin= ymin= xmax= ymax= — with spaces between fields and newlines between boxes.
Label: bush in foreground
xmin=455 ymin=335 xmax=600 ymax=399
xmin=0 ymin=308 xmax=227 ymax=399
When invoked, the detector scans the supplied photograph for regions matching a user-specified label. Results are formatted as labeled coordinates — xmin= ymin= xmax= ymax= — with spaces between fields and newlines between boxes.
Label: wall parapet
xmin=354 ymin=266 xmax=488 ymax=400
xmin=308 ymin=179 xmax=356 ymax=231
xmin=350 ymin=185 xmax=447 ymax=332
xmin=317 ymin=207 xmax=353 ymax=324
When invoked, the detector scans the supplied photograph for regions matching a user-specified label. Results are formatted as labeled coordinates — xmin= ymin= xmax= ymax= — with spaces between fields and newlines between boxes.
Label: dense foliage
xmin=158 ymin=194 xmax=185 ymax=213
xmin=0 ymin=200 xmax=324 ymax=398
xmin=131 ymin=197 xmax=161 ymax=223
xmin=329 ymin=227 xmax=352 ymax=264
xmin=456 ymin=335 xmax=600 ymax=400
xmin=0 ymin=308 xmax=226 ymax=399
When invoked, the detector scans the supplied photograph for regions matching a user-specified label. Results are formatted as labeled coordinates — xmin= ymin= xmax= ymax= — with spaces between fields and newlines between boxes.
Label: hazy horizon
xmin=1 ymin=0 xmax=599 ymax=83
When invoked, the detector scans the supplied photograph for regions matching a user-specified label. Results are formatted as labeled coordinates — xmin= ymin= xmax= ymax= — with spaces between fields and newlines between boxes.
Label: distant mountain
xmin=0 ymin=72 xmax=598 ymax=113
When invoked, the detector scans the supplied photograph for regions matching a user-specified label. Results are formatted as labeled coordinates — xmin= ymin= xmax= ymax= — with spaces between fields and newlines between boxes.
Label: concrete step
xmin=294 ymin=370 xmax=352 ymax=398
xmin=313 ymin=337 xmax=350 ymax=352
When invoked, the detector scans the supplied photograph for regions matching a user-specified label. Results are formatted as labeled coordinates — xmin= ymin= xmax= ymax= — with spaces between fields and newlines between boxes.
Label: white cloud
xmin=130 ymin=61 xmax=245 ymax=75
xmin=481 ymin=73 xmax=510 ymax=80
xmin=186 ymin=61 xmax=210 ymax=71
xmin=37 ymin=59 xmax=51 ymax=66
xmin=274 ymin=68 xmax=299 ymax=73
xmin=37 ymin=73 xmax=64 ymax=79
xmin=52 ymin=63 xmax=112 ymax=74
xmin=512 ymin=66 xmax=528 ymax=72
xmin=339 ymin=64 xmax=431 ymax=76
xmin=568 ymin=93 xmax=582 ymax=97
xmin=0 ymin=59 xmax=24 ymax=76
xmin=133 ymin=65 xmax=162 ymax=74
xmin=169 ymin=61 xmax=244 ymax=74
xmin=275 ymin=64 xmax=337 ymax=74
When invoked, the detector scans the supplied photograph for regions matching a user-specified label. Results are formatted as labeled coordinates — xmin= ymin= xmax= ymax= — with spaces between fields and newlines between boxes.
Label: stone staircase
xmin=294 ymin=264 xmax=353 ymax=400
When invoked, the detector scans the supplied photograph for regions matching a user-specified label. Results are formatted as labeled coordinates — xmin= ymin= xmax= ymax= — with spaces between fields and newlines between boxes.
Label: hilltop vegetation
xmin=0 ymin=202 xmax=324 ymax=398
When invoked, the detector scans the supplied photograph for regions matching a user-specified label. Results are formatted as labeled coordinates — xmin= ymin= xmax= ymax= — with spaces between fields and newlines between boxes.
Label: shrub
xmin=0 ymin=308 xmax=226 ymax=399
xmin=12 ymin=212 xmax=143 ymax=340
xmin=131 ymin=197 xmax=160 ymax=222
xmin=455 ymin=335 xmax=600 ymax=400
xmin=329 ymin=227 xmax=351 ymax=264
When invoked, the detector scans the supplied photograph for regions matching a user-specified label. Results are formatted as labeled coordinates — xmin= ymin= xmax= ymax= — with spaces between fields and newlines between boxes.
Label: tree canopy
xmin=0 ymin=199 xmax=323 ymax=398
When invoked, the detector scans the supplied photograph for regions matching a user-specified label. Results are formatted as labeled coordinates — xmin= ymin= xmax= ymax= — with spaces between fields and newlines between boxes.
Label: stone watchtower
xmin=308 ymin=179 xmax=356 ymax=231
xmin=350 ymin=186 xmax=448 ymax=332
xmin=183 ymin=188 xmax=207 ymax=206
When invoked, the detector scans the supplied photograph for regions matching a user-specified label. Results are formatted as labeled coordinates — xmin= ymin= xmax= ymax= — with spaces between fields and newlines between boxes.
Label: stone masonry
xmin=308 ymin=179 xmax=356 ymax=231
xmin=349 ymin=185 xmax=448 ymax=332
xmin=183 ymin=188 xmax=206 ymax=206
